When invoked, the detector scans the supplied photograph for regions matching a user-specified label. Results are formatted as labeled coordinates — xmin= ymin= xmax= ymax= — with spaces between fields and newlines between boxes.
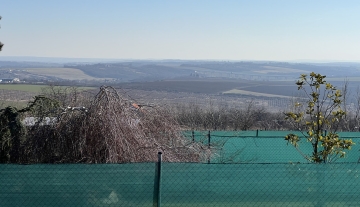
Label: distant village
xmin=0 ymin=77 xmax=20 ymax=83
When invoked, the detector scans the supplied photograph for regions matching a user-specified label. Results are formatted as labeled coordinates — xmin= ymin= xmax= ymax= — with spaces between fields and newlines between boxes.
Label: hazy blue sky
xmin=1 ymin=0 xmax=360 ymax=61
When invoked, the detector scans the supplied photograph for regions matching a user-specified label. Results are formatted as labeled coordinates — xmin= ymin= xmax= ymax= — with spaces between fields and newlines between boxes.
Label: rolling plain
xmin=1 ymin=60 xmax=360 ymax=111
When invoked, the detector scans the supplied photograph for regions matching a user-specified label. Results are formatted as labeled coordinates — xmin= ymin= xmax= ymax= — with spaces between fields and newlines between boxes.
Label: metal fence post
xmin=208 ymin=131 xmax=211 ymax=164
xmin=153 ymin=152 xmax=162 ymax=207
xmin=192 ymin=130 xmax=195 ymax=142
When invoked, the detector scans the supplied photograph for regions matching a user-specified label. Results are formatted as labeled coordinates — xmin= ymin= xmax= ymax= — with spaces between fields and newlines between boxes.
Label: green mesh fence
xmin=0 ymin=164 xmax=155 ymax=207
xmin=162 ymin=163 xmax=360 ymax=207
xmin=1 ymin=163 xmax=360 ymax=207
xmin=1 ymin=131 xmax=360 ymax=206
xmin=183 ymin=131 xmax=360 ymax=163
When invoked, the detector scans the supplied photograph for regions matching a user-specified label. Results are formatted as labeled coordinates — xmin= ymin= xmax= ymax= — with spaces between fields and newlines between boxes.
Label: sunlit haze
xmin=1 ymin=0 xmax=360 ymax=62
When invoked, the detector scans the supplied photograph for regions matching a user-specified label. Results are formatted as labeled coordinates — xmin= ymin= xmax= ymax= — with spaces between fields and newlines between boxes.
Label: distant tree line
xmin=171 ymin=101 xmax=290 ymax=131
xmin=170 ymin=99 xmax=360 ymax=132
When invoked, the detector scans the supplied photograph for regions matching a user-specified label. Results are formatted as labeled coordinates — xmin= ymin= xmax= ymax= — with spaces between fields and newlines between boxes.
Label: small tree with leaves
xmin=285 ymin=72 xmax=354 ymax=163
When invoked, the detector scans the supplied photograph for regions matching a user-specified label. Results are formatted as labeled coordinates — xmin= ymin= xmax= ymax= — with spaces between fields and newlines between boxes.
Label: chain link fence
xmin=1 ymin=131 xmax=360 ymax=206
xmin=183 ymin=131 xmax=360 ymax=163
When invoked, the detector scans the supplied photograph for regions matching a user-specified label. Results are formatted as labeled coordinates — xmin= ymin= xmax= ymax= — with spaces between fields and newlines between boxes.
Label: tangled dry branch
xmin=22 ymin=86 xmax=208 ymax=163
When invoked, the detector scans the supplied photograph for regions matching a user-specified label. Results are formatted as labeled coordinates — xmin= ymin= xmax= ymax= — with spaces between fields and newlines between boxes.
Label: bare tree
xmin=0 ymin=16 xmax=3 ymax=51
xmin=352 ymin=86 xmax=360 ymax=131
xmin=40 ymin=85 xmax=94 ymax=108
xmin=341 ymin=79 xmax=351 ymax=131
xmin=22 ymin=86 xmax=209 ymax=163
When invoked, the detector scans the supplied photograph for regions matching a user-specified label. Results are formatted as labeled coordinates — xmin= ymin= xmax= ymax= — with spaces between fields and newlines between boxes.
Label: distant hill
xmin=65 ymin=62 xmax=193 ymax=82
xmin=2 ymin=58 xmax=360 ymax=111
xmin=0 ymin=61 xmax=62 ymax=68
xmin=1 ymin=59 xmax=360 ymax=84
xmin=67 ymin=61 xmax=360 ymax=82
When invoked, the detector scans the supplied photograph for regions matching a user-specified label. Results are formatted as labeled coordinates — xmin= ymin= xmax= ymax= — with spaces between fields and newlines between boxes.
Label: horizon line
xmin=0 ymin=55 xmax=360 ymax=64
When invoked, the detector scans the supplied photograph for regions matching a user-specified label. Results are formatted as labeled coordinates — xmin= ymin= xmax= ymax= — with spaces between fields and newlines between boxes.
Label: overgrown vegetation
xmin=1 ymin=73 xmax=359 ymax=164
xmin=284 ymin=72 xmax=354 ymax=163
xmin=0 ymin=86 xmax=208 ymax=163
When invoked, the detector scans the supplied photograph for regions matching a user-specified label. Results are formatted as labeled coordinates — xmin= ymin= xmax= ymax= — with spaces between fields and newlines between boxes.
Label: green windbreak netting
xmin=0 ymin=164 xmax=155 ymax=207
xmin=1 ymin=163 xmax=360 ymax=207
xmin=183 ymin=131 xmax=360 ymax=163
xmin=162 ymin=163 xmax=360 ymax=207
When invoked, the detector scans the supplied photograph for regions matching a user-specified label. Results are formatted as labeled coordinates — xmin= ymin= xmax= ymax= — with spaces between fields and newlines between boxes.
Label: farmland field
xmin=222 ymin=89 xmax=291 ymax=98
xmin=118 ymin=79 xmax=300 ymax=97
xmin=256 ymin=66 xmax=308 ymax=74
xmin=0 ymin=84 xmax=47 ymax=93
xmin=117 ymin=77 xmax=360 ymax=100
xmin=0 ymin=84 xmax=95 ymax=93
xmin=23 ymin=68 xmax=102 ymax=80
xmin=0 ymin=84 xmax=96 ymax=108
